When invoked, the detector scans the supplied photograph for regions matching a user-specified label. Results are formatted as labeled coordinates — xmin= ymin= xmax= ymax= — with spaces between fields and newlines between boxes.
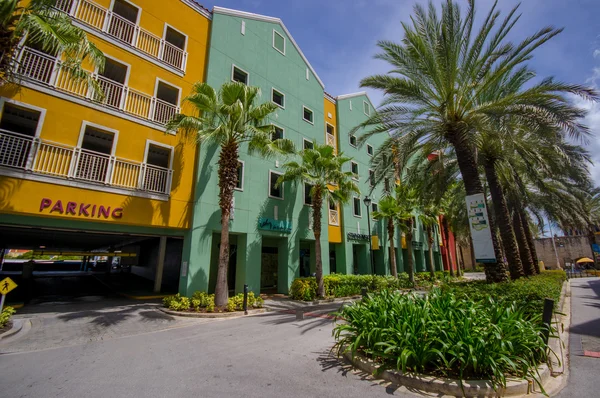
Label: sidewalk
xmin=556 ymin=278 xmax=600 ymax=397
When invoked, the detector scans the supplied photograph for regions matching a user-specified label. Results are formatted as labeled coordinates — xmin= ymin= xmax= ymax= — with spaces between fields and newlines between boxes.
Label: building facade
xmin=0 ymin=2 xmax=451 ymax=296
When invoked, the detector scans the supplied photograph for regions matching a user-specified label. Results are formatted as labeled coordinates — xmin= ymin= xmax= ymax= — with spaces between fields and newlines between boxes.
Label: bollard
xmin=243 ymin=284 xmax=248 ymax=315
xmin=542 ymin=298 xmax=554 ymax=344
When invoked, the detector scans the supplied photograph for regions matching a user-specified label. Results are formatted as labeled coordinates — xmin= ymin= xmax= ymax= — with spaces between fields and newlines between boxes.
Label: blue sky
xmin=201 ymin=0 xmax=600 ymax=184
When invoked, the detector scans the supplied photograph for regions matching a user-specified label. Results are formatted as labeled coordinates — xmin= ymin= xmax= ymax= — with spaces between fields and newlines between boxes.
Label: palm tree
xmin=354 ymin=0 xmax=597 ymax=283
xmin=394 ymin=183 xmax=420 ymax=285
xmin=278 ymin=143 xmax=359 ymax=298
xmin=167 ymin=82 xmax=294 ymax=307
xmin=372 ymin=195 xmax=402 ymax=277
xmin=1 ymin=0 xmax=104 ymax=87
xmin=419 ymin=202 xmax=440 ymax=279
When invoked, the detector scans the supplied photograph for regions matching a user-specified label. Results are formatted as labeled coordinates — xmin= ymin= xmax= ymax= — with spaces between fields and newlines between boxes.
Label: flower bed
xmin=333 ymin=289 xmax=551 ymax=391
xmin=289 ymin=272 xmax=453 ymax=301
xmin=163 ymin=291 xmax=264 ymax=313
xmin=0 ymin=306 xmax=16 ymax=332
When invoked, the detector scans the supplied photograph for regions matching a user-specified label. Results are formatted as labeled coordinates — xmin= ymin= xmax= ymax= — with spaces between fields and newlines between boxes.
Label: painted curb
xmin=159 ymin=307 xmax=267 ymax=318
xmin=343 ymin=350 xmax=550 ymax=397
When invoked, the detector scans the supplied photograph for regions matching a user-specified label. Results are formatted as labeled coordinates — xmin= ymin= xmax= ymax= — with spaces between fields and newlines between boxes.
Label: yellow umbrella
xmin=576 ymin=257 xmax=595 ymax=263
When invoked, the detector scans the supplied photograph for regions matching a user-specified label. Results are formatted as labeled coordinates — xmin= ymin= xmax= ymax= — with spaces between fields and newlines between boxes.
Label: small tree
xmin=372 ymin=195 xmax=402 ymax=278
xmin=278 ymin=143 xmax=359 ymax=298
xmin=168 ymin=82 xmax=294 ymax=307
xmin=419 ymin=203 xmax=441 ymax=279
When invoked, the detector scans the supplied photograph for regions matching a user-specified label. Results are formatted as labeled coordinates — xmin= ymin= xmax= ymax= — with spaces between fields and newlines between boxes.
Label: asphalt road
xmin=0 ymin=307 xmax=418 ymax=398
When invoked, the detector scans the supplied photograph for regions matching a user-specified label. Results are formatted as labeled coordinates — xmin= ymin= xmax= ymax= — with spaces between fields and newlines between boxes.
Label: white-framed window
xmin=303 ymin=138 xmax=314 ymax=150
xmin=351 ymin=161 xmax=359 ymax=180
xmin=231 ymin=64 xmax=249 ymax=85
xmin=353 ymin=197 xmax=362 ymax=217
xmin=235 ymin=160 xmax=244 ymax=191
xmin=75 ymin=121 xmax=119 ymax=182
xmin=349 ymin=135 xmax=357 ymax=147
xmin=326 ymin=123 xmax=334 ymax=136
xmin=369 ymin=169 xmax=375 ymax=187
xmin=162 ymin=23 xmax=188 ymax=69
xmin=302 ymin=106 xmax=314 ymax=124
xmin=144 ymin=140 xmax=174 ymax=171
xmin=109 ymin=0 xmax=141 ymax=45
xmin=0 ymin=99 xmax=46 ymax=138
xmin=372 ymin=202 xmax=378 ymax=214
xmin=363 ymin=100 xmax=371 ymax=116
xmin=271 ymin=124 xmax=284 ymax=141
xmin=367 ymin=144 xmax=373 ymax=156
xmin=273 ymin=29 xmax=286 ymax=55
xmin=271 ymin=88 xmax=285 ymax=108
xmin=77 ymin=121 xmax=119 ymax=156
xmin=329 ymin=200 xmax=336 ymax=211
xmin=304 ymin=183 xmax=312 ymax=205
xmin=269 ymin=170 xmax=284 ymax=199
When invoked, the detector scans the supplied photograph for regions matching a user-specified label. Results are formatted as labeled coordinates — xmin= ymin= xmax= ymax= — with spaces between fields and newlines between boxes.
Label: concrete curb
xmin=343 ymin=350 xmax=550 ymax=397
xmin=0 ymin=318 xmax=31 ymax=343
xmin=159 ymin=307 xmax=267 ymax=318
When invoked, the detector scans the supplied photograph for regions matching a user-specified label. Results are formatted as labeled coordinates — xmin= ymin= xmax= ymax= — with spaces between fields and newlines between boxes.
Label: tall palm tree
xmin=167 ymin=82 xmax=294 ymax=307
xmin=278 ymin=143 xmax=359 ymax=298
xmin=394 ymin=182 xmax=420 ymax=285
xmin=354 ymin=0 xmax=597 ymax=283
xmin=419 ymin=202 xmax=441 ymax=279
xmin=372 ymin=195 xmax=402 ymax=277
xmin=1 ymin=0 xmax=104 ymax=87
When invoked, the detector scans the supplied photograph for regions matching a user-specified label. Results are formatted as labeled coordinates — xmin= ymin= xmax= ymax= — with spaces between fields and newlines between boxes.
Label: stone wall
xmin=534 ymin=235 xmax=592 ymax=269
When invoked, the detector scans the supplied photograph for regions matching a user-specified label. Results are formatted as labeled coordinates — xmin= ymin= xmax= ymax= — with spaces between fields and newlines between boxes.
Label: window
xmin=304 ymin=184 xmax=312 ymax=205
xmin=273 ymin=30 xmax=286 ymax=55
xmin=363 ymin=101 xmax=371 ymax=116
xmin=154 ymin=80 xmax=180 ymax=124
xmin=272 ymin=125 xmax=284 ymax=141
xmin=0 ymin=102 xmax=42 ymax=137
xmin=109 ymin=0 xmax=139 ymax=45
xmin=369 ymin=169 xmax=375 ymax=186
xmin=232 ymin=65 xmax=248 ymax=85
xmin=0 ymin=101 xmax=44 ymax=169
xmin=302 ymin=106 xmax=313 ymax=124
xmin=326 ymin=124 xmax=334 ymax=136
xmin=353 ymin=197 xmax=362 ymax=217
xmin=367 ymin=144 xmax=373 ymax=156
xmin=269 ymin=171 xmax=283 ymax=199
xmin=76 ymin=123 xmax=117 ymax=182
xmin=272 ymin=89 xmax=284 ymax=108
xmin=329 ymin=200 xmax=336 ymax=210
xmin=163 ymin=25 xmax=187 ymax=68
xmin=235 ymin=161 xmax=244 ymax=190
xmin=98 ymin=58 xmax=128 ymax=108
xmin=351 ymin=161 xmax=359 ymax=179
xmin=372 ymin=203 xmax=378 ymax=213
xmin=303 ymin=139 xmax=314 ymax=150
xmin=349 ymin=135 xmax=357 ymax=147
xmin=146 ymin=144 xmax=171 ymax=168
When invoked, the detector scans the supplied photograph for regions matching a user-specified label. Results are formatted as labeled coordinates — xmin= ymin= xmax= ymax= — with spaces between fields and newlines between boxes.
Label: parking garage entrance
xmin=0 ymin=224 xmax=183 ymax=305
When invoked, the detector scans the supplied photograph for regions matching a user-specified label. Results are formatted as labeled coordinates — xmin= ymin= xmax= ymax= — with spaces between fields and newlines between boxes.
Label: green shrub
xmin=333 ymin=289 xmax=548 ymax=390
xmin=225 ymin=291 xmax=264 ymax=311
xmin=442 ymin=271 xmax=566 ymax=319
xmin=162 ymin=294 xmax=190 ymax=311
xmin=225 ymin=299 xmax=236 ymax=312
xmin=0 ymin=306 xmax=16 ymax=328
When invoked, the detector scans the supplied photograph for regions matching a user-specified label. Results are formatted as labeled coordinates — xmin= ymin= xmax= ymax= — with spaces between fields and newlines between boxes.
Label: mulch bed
xmin=0 ymin=321 xmax=13 ymax=335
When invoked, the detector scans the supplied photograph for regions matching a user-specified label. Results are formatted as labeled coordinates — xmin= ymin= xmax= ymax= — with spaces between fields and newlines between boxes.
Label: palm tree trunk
xmin=388 ymin=218 xmax=397 ymax=277
xmin=469 ymin=233 xmax=477 ymax=271
xmin=520 ymin=208 xmax=540 ymax=274
xmin=427 ymin=227 xmax=436 ymax=278
xmin=313 ymin=188 xmax=324 ymax=298
xmin=442 ymin=217 xmax=455 ymax=277
xmin=406 ymin=222 xmax=415 ymax=285
xmin=587 ymin=225 xmax=597 ymax=271
xmin=446 ymin=130 xmax=505 ymax=282
xmin=459 ymin=244 xmax=466 ymax=272
xmin=512 ymin=207 xmax=536 ymax=276
xmin=214 ymin=140 xmax=239 ymax=307
xmin=483 ymin=160 xmax=524 ymax=280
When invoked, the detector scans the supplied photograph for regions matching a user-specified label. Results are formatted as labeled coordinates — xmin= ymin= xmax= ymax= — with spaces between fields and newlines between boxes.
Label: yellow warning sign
xmin=0 ymin=277 xmax=17 ymax=295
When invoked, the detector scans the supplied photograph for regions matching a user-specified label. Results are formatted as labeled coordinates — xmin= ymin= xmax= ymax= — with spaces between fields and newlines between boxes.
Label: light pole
xmin=363 ymin=196 xmax=375 ymax=275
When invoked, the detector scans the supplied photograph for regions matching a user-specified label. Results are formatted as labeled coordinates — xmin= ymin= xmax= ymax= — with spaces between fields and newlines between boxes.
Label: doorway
xmin=261 ymin=246 xmax=278 ymax=293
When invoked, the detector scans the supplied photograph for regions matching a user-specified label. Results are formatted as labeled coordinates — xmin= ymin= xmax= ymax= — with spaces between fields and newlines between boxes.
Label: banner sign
xmin=465 ymin=193 xmax=496 ymax=263
xmin=258 ymin=218 xmax=292 ymax=233
xmin=347 ymin=232 xmax=370 ymax=241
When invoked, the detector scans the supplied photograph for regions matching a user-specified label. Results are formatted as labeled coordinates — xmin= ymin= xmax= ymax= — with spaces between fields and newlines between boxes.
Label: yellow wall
xmin=0 ymin=0 xmax=211 ymax=230
xmin=325 ymin=96 xmax=342 ymax=243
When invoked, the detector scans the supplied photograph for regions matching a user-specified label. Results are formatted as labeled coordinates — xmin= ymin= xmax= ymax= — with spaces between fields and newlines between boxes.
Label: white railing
xmin=326 ymin=133 xmax=336 ymax=148
xmin=54 ymin=0 xmax=187 ymax=71
xmin=16 ymin=47 xmax=180 ymax=126
xmin=0 ymin=129 xmax=173 ymax=195
xmin=329 ymin=209 xmax=339 ymax=226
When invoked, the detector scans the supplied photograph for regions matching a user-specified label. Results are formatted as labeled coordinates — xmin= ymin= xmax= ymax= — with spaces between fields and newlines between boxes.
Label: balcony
xmin=16 ymin=47 xmax=179 ymax=126
xmin=0 ymin=129 xmax=173 ymax=196
xmin=328 ymin=209 xmax=339 ymax=226
xmin=54 ymin=0 xmax=187 ymax=72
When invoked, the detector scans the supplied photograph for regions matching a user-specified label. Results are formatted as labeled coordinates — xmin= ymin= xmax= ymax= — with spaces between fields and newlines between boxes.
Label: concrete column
xmin=154 ymin=236 xmax=167 ymax=293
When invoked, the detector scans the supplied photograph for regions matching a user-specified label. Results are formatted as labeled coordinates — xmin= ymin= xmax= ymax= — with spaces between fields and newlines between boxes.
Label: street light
xmin=363 ymin=196 xmax=375 ymax=276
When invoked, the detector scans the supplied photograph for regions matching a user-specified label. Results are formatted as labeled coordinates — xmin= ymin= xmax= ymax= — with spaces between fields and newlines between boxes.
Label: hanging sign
xmin=465 ymin=193 xmax=496 ymax=263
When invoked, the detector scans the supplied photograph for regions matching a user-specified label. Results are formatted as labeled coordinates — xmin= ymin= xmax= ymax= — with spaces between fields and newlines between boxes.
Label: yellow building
xmin=0 ymin=0 xmax=211 ymax=291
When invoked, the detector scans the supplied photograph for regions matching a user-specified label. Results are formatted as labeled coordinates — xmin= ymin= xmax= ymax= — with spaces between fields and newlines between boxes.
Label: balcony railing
xmin=0 ymin=129 xmax=173 ymax=195
xmin=326 ymin=133 xmax=336 ymax=148
xmin=16 ymin=47 xmax=179 ymax=126
xmin=54 ymin=0 xmax=187 ymax=71
xmin=328 ymin=209 xmax=339 ymax=226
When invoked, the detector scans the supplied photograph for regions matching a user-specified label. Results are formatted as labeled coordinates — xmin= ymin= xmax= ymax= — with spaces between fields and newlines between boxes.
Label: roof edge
xmin=213 ymin=6 xmax=325 ymax=89
xmin=181 ymin=0 xmax=212 ymax=19
xmin=336 ymin=91 xmax=375 ymax=107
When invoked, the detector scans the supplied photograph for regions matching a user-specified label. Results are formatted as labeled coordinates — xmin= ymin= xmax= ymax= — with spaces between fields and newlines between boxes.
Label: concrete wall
xmin=534 ymin=235 xmax=592 ymax=269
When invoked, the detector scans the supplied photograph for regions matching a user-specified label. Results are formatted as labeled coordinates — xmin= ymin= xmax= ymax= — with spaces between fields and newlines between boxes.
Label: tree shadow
xmin=56 ymin=303 xmax=164 ymax=327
